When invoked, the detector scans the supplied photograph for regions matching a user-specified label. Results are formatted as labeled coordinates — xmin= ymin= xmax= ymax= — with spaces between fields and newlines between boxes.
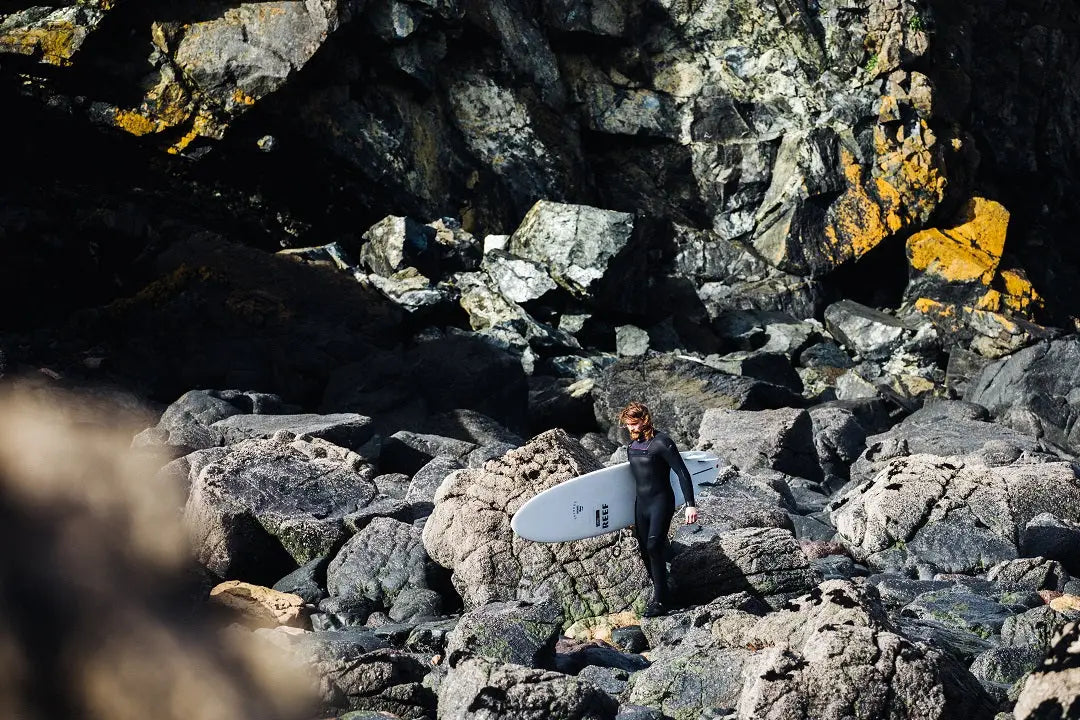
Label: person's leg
xmin=633 ymin=500 xmax=652 ymax=580
xmin=643 ymin=496 xmax=675 ymax=612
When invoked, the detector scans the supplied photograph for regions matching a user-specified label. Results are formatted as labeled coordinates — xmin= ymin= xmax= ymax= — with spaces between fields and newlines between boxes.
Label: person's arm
xmin=657 ymin=435 xmax=698 ymax=523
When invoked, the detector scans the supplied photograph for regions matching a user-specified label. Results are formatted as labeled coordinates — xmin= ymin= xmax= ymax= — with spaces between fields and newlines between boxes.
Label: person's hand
xmin=684 ymin=506 xmax=698 ymax=524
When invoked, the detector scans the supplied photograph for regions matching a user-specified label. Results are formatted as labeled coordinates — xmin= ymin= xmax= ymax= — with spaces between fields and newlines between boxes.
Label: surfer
xmin=619 ymin=401 xmax=697 ymax=617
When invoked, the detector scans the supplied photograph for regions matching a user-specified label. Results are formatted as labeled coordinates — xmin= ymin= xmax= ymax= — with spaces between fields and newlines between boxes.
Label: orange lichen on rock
xmin=113 ymin=109 xmax=162 ymax=137
xmin=0 ymin=22 xmax=81 ymax=65
xmin=906 ymin=197 xmax=1009 ymax=284
xmin=999 ymin=268 xmax=1041 ymax=313
xmin=823 ymin=150 xmax=903 ymax=264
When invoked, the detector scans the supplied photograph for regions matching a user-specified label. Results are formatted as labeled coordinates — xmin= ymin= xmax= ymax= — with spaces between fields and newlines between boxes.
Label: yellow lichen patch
xmin=975 ymin=289 xmax=1002 ymax=312
xmin=113 ymin=109 xmax=162 ymax=137
xmin=823 ymin=150 xmax=903 ymax=263
xmin=906 ymin=197 xmax=1009 ymax=284
xmin=998 ymin=268 xmax=1042 ymax=313
xmin=232 ymin=89 xmax=257 ymax=107
xmin=0 ymin=22 xmax=81 ymax=66
xmin=913 ymin=297 xmax=952 ymax=318
xmin=167 ymin=113 xmax=216 ymax=155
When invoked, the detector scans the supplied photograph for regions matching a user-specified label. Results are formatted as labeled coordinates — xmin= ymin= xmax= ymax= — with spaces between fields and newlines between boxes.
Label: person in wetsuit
xmin=619 ymin=401 xmax=697 ymax=617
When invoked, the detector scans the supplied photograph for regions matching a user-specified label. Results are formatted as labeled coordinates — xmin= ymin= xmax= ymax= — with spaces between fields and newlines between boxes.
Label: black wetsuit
xmin=628 ymin=432 xmax=695 ymax=606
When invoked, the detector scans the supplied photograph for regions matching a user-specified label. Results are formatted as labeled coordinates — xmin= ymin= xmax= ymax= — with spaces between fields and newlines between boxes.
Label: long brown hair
xmin=618 ymin=401 xmax=655 ymax=441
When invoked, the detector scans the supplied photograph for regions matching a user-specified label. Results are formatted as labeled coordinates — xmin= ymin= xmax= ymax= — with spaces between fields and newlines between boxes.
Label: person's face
xmin=624 ymin=420 xmax=643 ymax=436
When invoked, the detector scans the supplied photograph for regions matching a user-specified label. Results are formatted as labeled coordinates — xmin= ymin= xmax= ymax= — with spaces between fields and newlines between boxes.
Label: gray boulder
xmin=823 ymin=300 xmax=923 ymax=362
xmin=133 ymin=389 xmax=299 ymax=454
xmin=438 ymin=656 xmax=618 ymax=720
xmin=710 ymin=580 xmax=995 ymax=720
xmin=808 ymin=399 xmax=892 ymax=491
xmin=849 ymin=401 xmax=1059 ymax=485
xmin=700 ymin=351 xmax=803 ymax=393
xmin=211 ymin=413 xmax=376 ymax=452
xmin=988 ymin=558 xmax=1070 ymax=594
xmin=382 ymin=430 xmax=476 ymax=475
xmin=481 ymin=248 xmax=558 ymax=303
xmin=1001 ymin=606 xmax=1073 ymax=654
xmin=965 ymin=336 xmax=1080 ymax=455
xmin=327 ymin=517 xmax=440 ymax=614
xmin=697 ymin=407 xmax=820 ymax=481
xmin=969 ymin=646 xmax=1044 ymax=704
xmin=1021 ymin=513 xmax=1080 ymax=575
xmin=255 ymin=628 xmax=434 ymax=719
xmin=422 ymin=429 xmax=648 ymax=621
xmin=444 ymin=600 xmax=563 ymax=667
xmin=454 ymin=270 xmax=579 ymax=353
xmin=507 ymin=200 xmax=636 ymax=302
xmin=1012 ymin=621 xmax=1080 ymax=720
xmin=272 ymin=555 xmax=330 ymax=606
xmin=183 ymin=433 xmax=378 ymax=583
xmin=593 ymin=354 xmax=803 ymax=447
xmin=901 ymin=587 xmax=1016 ymax=638
xmin=832 ymin=454 xmax=1080 ymax=575
xmin=360 ymin=215 xmax=439 ymax=279
xmin=405 ymin=456 xmax=466 ymax=516
xmin=669 ymin=527 xmax=819 ymax=606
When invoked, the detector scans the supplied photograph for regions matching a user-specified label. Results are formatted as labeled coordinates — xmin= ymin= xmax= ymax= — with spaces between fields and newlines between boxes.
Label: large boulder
xmin=326 ymin=517 xmax=441 ymax=617
xmin=444 ymin=600 xmax=563 ymax=667
xmin=438 ymin=656 xmax=618 ymax=720
xmin=965 ymin=336 xmax=1080 ymax=455
xmin=669 ymin=527 xmax=819 ymax=606
xmin=697 ymin=407 xmax=820 ymax=480
xmin=832 ymin=454 xmax=1080 ymax=575
xmin=422 ymin=429 xmax=648 ymax=621
xmin=183 ymin=432 xmax=379 ymax=584
xmin=808 ymin=399 xmax=892 ymax=490
xmin=723 ymin=581 xmax=995 ymax=720
xmin=849 ymin=400 xmax=1061 ymax=485
xmin=593 ymin=354 xmax=803 ymax=447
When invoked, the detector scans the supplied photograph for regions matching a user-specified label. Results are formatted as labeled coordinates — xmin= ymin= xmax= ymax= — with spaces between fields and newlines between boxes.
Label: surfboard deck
xmin=510 ymin=450 xmax=721 ymax=543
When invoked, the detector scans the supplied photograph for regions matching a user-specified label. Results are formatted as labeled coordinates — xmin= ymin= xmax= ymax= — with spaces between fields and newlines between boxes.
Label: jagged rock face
xmin=443 ymin=600 xmax=563 ymax=667
xmin=831 ymin=454 xmax=1080 ymax=575
xmin=421 ymin=429 xmax=648 ymax=621
xmin=697 ymin=407 xmax=821 ymax=480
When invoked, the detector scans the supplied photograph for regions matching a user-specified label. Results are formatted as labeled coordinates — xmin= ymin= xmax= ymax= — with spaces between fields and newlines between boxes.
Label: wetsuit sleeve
xmin=658 ymin=435 xmax=696 ymax=506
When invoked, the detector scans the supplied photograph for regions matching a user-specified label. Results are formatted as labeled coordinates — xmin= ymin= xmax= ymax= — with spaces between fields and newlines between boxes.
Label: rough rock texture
xmin=326 ymin=517 xmax=439 ymax=611
xmin=832 ymin=455 xmax=1080 ymax=575
xmin=966 ymin=337 xmax=1080 ymax=456
xmin=1001 ymin=606 xmax=1073 ymax=655
xmin=594 ymin=354 xmax=803 ymax=447
xmin=849 ymin=400 xmax=1061 ymax=484
xmin=722 ymin=581 xmax=995 ymax=720
xmin=697 ymin=407 xmax=820 ymax=480
xmin=1021 ymin=513 xmax=1080 ymax=576
xmin=988 ymin=558 xmax=1070 ymax=594
xmin=444 ymin=600 xmax=563 ymax=666
xmin=438 ymin=656 xmax=618 ymax=720
xmin=1013 ymin=622 xmax=1080 ymax=720
xmin=422 ymin=429 xmax=648 ymax=620
xmin=669 ymin=527 xmax=819 ymax=605
xmin=808 ymin=399 xmax=892 ymax=490
xmin=257 ymin=629 xmax=436 ymax=718
xmin=183 ymin=433 xmax=378 ymax=583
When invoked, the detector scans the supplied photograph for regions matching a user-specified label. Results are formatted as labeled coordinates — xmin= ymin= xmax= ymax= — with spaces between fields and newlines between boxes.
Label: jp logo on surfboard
xmin=511 ymin=401 xmax=720 ymax=617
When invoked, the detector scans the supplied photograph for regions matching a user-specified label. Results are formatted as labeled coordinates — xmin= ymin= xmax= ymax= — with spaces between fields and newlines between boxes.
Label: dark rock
xmin=388 ymin=588 xmax=443 ymax=622
xmin=405 ymin=455 xmax=465 ymax=517
xmin=697 ymin=407 xmax=821 ymax=481
xmin=552 ymin=637 xmax=650 ymax=675
xmin=272 ymin=555 xmax=330 ymax=606
xmin=211 ymin=413 xmax=376 ymax=452
xmin=256 ymin=630 xmax=435 ymax=718
xmin=1001 ymin=606 xmax=1073 ymax=654
xmin=444 ymin=600 xmax=562 ymax=667
xmin=901 ymin=588 xmax=1016 ymax=639
xmin=808 ymin=399 xmax=892 ymax=491
xmin=867 ymin=575 xmax=954 ymax=609
xmin=312 ymin=596 xmax=378 ymax=631
xmin=528 ymin=375 xmax=597 ymax=435
xmin=576 ymin=665 xmax=631 ymax=697
xmin=894 ymin=617 xmax=996 ymax=664
xmin=970 ymin=646 xmax=1044 ymax=704
xmin=1021 ymin=514 xmax=1080 ymax=576
xmin=610 ymin=625 xmax=647 ymax=654
xmin=988 ymin=558 xmax=1070 ymax=594
xmin=965 ymin=336 xmax=1080 ymax=456
xmin=344 ymin=496 xmax=414 ymax=532
xmin=669 ymin=527 xmax=819 ymax=605
xmin=359 ymin=215 xmax=440 ymax=279
xmin=183 ymin=434 xmax=378 ymax=584
xmin=702 ymin=350 xmax=804 ymax=393
xmin=420 ymin=409 xmax=524 ymax=447
xmin=381 ymin=431 xmax=476 ymax=476
xmin=438 ymin=656 xmax=618 ymax=720
xmin=374 ymin=473 xmax=411 ymax=500
xmin=326 ymin=517 xmax=438 ymax=611
xmin=593 ymin=353 xmax=803 ymax=447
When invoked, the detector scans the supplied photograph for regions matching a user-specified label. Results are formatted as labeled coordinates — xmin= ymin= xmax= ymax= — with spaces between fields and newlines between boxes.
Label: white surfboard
xmin=510 ymin=450 xmax=721 ymax=543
